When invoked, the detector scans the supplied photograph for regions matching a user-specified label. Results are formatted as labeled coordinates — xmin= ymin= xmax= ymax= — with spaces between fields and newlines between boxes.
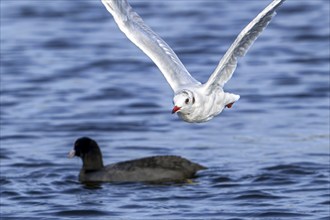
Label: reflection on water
xmin=1 ymin=0 xmax=329 ymax=219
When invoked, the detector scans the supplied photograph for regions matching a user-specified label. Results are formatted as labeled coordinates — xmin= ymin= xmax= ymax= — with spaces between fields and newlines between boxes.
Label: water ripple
xmin=1 ymin=0 xmax=329 ymax=219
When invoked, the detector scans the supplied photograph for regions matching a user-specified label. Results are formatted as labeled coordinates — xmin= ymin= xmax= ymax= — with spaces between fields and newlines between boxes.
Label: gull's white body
xmin=173 ymin=85 xmax=239 ymax=122
xmin=101 ymin=0 xmax=285 ymax=123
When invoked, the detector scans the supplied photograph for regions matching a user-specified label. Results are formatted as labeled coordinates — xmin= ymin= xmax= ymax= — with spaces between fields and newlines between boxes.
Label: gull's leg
xmin=226 ymin=102 xmax=234 ymax=108
xmin=224 ymin=92 xmax=240 ymax=108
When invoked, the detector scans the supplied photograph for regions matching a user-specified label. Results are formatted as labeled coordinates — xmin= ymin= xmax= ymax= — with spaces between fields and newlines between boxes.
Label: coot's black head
xmin=72 ymin=137 xmax=99 ymax=158
xmin=69 ymin=137 xmax=104 ymax=171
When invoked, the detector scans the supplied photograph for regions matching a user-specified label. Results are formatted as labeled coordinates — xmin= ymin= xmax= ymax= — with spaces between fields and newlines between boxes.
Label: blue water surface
xmin=1 ymin=0 xmax=329 ymax=219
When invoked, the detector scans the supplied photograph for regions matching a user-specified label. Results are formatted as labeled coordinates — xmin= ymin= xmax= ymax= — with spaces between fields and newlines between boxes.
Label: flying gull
xmin=101 ymin=0 xmax=285 ymax=123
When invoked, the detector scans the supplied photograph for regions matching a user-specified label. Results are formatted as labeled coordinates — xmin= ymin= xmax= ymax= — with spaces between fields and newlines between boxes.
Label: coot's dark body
xmin=69 ymin=137 xmax=206 ymax=183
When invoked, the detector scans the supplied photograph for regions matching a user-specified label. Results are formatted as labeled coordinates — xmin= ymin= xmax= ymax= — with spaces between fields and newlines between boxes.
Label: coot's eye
xmin=185 ymin=98 xmax=189 ymax=104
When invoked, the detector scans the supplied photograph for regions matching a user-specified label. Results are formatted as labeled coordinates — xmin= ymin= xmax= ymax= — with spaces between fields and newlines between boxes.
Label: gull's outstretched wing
xmin=205 ymin=0 xmax=285 ymax=92
xmin=102 ymin=0 xmax=200 ymax=92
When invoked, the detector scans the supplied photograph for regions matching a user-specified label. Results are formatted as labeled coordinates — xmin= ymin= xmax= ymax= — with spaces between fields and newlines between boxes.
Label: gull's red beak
xmin=172 ymin=106 xmax=181 ymax=114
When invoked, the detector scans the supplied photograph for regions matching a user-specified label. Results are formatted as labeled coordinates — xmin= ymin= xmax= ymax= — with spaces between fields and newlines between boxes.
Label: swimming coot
xmin=68 ymin=137 xmax=206 ymax=183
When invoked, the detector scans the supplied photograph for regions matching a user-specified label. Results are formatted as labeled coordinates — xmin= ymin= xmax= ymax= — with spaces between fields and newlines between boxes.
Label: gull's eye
xmin=185 ymin=98 xmax=189 ymax=104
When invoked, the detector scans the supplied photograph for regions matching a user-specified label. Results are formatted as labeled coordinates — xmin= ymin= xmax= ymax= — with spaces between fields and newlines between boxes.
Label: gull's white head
xmin=172 ymin=90 xmax=195 ymax=114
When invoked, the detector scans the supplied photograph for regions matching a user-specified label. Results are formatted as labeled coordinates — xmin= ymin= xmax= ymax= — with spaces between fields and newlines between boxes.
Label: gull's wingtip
xmin=101 ymin=0 xmax=131 ymax=20
xmin=101 ymin=0 xmax=113 ymax=11
xmin=271 ymin=0 xmax=286 ymax=9
xmin=101 ymin=0 xmax=111 ymax=12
